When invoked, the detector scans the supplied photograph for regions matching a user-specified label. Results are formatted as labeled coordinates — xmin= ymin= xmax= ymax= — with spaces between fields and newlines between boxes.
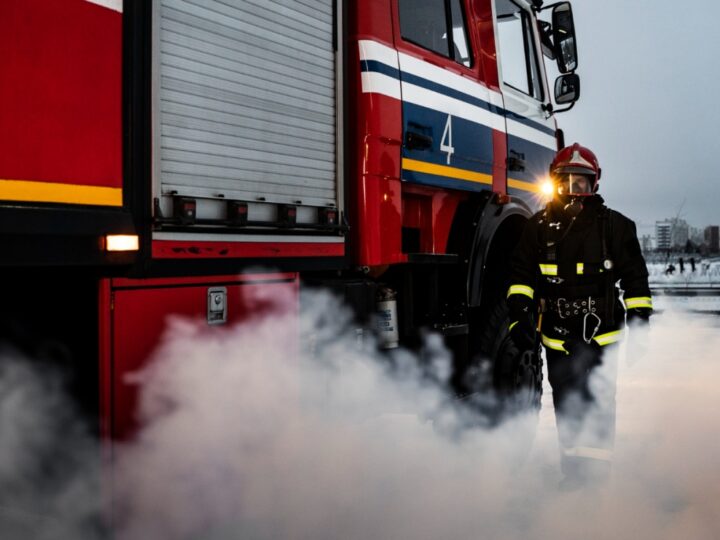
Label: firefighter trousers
xmin=546 ymin=341 xmax=619 ymax=482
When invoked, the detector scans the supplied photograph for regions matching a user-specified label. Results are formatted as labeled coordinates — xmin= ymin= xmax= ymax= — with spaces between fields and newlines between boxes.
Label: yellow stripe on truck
xmin=402 ymin=158 xmax=493 ymax=186
xmin=0 ymin=179 xmax=122 ymax=207
xmin=507 ymin=178 xmax=540 ymax=193
xmin=402 ymin=159 xmax=541 ymax=194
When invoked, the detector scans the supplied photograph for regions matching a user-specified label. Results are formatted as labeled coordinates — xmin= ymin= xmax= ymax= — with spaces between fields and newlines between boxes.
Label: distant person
xmin=665 ymin=263 xmax=675 ymax=275
xmin=690 ymin=257 xmax=696 ymax=272
xmin=679 ymin=257 xmax=685 ymax=273
xmin=506 ymin=143 xmax=652 ymax=489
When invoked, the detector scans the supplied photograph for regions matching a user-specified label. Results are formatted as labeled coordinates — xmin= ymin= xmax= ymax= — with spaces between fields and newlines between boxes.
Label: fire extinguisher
xmin=376 ymin=287 xmax=399 ymax=349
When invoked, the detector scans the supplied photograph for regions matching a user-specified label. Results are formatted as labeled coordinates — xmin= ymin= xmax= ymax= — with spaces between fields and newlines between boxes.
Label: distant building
xmin=655 ymin=220 xmax=672 ymax=250
xmin=656 ymin=218 xmax=689 ymax=250
xmin=640 ymin=234 xmax=653 ymax=253
xmin=705 ymin=225 xmax=720 ymax=253
xmin=690 ymin=226 xmax=704 ymax=246
xmin=671 ymin=219 xmax=689 ymax=248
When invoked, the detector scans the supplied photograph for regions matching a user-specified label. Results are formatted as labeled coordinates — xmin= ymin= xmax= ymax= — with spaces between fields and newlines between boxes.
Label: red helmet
xmin=549 ymin=143 xmax=602 ymax=196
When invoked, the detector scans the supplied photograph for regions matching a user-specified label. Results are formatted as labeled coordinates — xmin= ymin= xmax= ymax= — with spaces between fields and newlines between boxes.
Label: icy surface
xmin=647 ymin=259 xmax=720 ymax=287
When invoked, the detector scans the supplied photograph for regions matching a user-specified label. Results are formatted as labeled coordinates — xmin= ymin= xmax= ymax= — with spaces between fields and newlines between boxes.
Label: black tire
xmin=495 ymin=335 xmax=543 ymax=416
xmin=461 ymin=295 xmax=543 ymax=424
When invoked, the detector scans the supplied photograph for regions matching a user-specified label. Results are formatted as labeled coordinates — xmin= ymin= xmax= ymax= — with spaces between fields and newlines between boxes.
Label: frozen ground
xmin=534 ymin=308 xmax=720 ymax=539
xmin=646 ymin=259 xmax=720 ymax=311
xmin=647 ymin=259 xmax=720 ymax=287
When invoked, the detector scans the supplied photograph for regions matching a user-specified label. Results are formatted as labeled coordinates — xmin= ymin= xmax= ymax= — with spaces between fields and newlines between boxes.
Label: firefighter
xmin=506 ymin=143 xmax=652 ymax=488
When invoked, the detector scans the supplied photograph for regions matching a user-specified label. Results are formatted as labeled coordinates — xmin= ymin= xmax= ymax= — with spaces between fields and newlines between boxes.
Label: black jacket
xmin=507 ymin=195 xmax=652 ymax=351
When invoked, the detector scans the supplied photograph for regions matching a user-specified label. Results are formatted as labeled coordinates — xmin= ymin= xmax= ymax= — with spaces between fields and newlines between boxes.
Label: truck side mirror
xmin=552 ymin=2 xmax=578 ymax=73
xmin=555 ymin=73 xmax=580 ymax=105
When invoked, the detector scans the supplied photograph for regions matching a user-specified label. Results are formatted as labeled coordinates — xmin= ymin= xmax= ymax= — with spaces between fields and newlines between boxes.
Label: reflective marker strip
xmin=563 ymin=446 xmax=613 ymax=462
xmin=507 ymin=178 xmax=541 ymax=193
xmin=402 ymin=157 xmax=538 ymax=193
xmin=0 ymin=179 xmax=122 ymax=207
xmin=361 ymin=72 xmax=401 ymax=100
xmin=539 ymin=264 xmax=558 ymax=276
xmin=358 ymin=40 xmax=557 ymax=150
xmin=507 ymin=284 xmax=534 ymax=300
xmin=402 ymin=158 xmax=493 ymax=186
xmin=577 ymin=263 xmax=584 ymax=275
xmin=541 ymin=334 xmax=567 ymax=354
xmin=625 ymin=297 xmax=653 ymax=309
xmin=593 ymin=330 xmax=624 ymax=347
xmin=509 ymin=321 xmax=519 ymax=332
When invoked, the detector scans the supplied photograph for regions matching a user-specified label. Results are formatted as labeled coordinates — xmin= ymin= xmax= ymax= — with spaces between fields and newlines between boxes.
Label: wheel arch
xmin=466 ymin=198 xmax=535 ymax=309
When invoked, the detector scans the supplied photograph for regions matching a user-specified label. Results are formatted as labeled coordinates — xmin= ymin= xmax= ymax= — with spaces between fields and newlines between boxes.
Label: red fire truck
xmin=0 ymin=0 xmax=581 ymax=439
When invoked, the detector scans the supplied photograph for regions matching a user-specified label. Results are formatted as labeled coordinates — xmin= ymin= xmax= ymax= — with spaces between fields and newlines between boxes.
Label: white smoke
xmin=1 ymin=291 xmax=720 ymax=539
xmin=0 ymin=347 xmax=101 ymax=540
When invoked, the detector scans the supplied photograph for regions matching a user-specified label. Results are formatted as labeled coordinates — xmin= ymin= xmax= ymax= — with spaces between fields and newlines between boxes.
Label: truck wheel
xmin=494 ymin=334 xmax=543 ymax=416
xmin=463 ymin=295 xmax=543 ymax=424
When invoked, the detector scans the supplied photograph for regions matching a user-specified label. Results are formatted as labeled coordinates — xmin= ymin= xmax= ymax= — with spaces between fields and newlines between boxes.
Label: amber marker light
xmin=105 ymin=235 xmax=140 ymax=252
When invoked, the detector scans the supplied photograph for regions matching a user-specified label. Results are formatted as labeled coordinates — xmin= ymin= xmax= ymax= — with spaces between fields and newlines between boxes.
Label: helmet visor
xmin=556 ymin=173 xmax=595 ymax=196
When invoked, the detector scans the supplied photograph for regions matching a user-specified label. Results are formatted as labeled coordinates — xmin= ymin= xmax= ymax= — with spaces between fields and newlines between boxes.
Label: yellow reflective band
xmin=541 ymin=334 xmax=568 ymax=354
xmin=0 ymin=179 xmax=123 ymax=207
xmin=507 ymin=284 xmax=534 ymax=300
xmin=593 ymin=330 xmax=624 ymax=347
xmin=507 ymin=178 xmax=540 ymax=193
xmin=539 ymin=264 xmax=558 ymax=276
xmin=509 ymin=321 xmax=519 ymax=332
xmin=563 ymin=446 xmax=613 ymax=462
xmin=625 ymin=297 xmax=653 ymax=309
xmin=577 ymin=263 xmax=584 ymax=275
xmin=402 ymin=158 xmax=493 ymax=186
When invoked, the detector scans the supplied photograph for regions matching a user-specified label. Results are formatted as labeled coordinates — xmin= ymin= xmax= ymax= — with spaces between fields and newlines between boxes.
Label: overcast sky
xmin=551 ymin=0 xmax=720 ymax=236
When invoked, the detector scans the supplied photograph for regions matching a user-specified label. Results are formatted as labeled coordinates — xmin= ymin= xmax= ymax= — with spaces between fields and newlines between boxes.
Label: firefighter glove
xmin=509 ymin=316 xmax=536 ymax=351
xmin=507 ymin=293 xmax=537 ymax=350
xmin=626 ymin=308 xmax=651 ymax=328
xmin=625 ymin=315 xmax=651 ymax=365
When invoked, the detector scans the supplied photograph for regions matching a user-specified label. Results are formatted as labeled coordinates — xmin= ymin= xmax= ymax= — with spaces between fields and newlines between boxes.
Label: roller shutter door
xmin=156 ymin=0 xmax=336 ymax=209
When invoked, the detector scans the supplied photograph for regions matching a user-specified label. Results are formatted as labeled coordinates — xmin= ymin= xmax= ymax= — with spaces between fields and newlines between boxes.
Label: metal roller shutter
xmin=155 ymin=0 xmax=337 ymax=211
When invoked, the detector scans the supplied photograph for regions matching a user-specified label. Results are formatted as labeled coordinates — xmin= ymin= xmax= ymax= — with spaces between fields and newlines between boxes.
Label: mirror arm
xmin=539 ymin=1 xmax=567 ymax=12
xmin=552 ymin=102 xmax=576 ymax=114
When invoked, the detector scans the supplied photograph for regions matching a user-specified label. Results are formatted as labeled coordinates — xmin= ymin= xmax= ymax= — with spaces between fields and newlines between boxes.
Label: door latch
xmin=207 ymin=287 xmax=227 ymax=325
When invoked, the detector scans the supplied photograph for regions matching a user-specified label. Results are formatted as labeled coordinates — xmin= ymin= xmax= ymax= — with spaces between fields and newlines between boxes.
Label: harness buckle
xmin=583 ymin=312 xmax=602 ymax=344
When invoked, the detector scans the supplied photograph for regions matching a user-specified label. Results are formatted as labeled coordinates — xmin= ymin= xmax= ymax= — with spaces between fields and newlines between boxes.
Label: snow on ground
xmin=647 ymin=258 xmax=720 ymax=287
xmin=646 ymin=258 xmax=720 ymax=311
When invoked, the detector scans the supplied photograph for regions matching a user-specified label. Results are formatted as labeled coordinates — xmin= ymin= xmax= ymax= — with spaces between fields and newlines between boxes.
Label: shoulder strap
xmin=599 ymin=205 xmax=612 ymax=263
xmin=537 ymin=207 xmax=556 ymax=262
xmin=599 ymin=206 xmax=616 ymax=325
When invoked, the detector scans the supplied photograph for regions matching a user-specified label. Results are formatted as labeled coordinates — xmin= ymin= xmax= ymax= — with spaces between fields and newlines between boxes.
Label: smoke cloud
xmin=1 ymin=291 xmax=720 ymax=539
xmin=0 ymin=347 xmax=101 ymax=539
